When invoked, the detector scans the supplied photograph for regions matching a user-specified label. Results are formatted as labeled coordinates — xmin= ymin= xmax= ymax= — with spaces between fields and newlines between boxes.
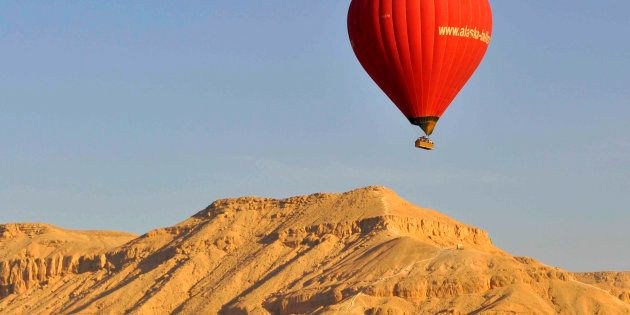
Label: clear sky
xmin=1 ymin=1 xmax=628 ymax=272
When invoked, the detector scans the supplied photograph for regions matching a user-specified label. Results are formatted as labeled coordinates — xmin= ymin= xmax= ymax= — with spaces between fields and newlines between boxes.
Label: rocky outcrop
xmin=271 ymin=215 xmax=491 ymax=250
xmin=0 ymin=223 xmax=136 ymax=298
xmin=0 ymin=254 xmax=108 ymax=297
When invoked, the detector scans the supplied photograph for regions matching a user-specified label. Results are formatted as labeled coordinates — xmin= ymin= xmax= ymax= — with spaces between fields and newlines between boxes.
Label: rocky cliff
xmin=0 ymin=223 xmax=136 ymax=299
xmin=1 ymin=187 xmax=628 ymax=314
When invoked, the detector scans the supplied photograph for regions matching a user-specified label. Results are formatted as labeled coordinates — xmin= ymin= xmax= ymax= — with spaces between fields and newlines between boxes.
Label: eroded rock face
xmin=0 ymin=254 xmax=109 ymax=297
xmin=1 ymin=187 xmax=628 ymax=314
xmin=0 ymin=223 xmax=136 ymax=298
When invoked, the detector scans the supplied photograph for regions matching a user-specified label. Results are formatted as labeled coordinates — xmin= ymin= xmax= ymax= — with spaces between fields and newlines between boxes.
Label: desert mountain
xmin=1 ymin=186 xmax=628 ymax=314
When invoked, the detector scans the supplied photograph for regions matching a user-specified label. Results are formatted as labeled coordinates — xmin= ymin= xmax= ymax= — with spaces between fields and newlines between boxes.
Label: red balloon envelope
xmin=348 ymin=0 xmax=493 ymax=141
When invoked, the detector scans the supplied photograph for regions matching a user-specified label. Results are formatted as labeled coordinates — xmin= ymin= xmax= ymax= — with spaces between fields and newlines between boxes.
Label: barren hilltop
xmin=1 ymin=186 xmax=628 ymax=314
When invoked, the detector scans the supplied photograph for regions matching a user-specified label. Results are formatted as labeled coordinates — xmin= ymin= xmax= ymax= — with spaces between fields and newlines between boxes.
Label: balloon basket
xmin=415 ymin=136 xmax=435 ymax=151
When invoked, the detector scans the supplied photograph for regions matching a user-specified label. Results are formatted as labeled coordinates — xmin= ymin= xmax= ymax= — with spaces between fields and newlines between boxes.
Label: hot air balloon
xmin=348 ymin=0 xmax=493 ymax=150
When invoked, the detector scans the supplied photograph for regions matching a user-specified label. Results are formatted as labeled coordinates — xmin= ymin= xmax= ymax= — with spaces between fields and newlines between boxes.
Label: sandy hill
xmin=0 ymin=186 xmax=628 ymax=314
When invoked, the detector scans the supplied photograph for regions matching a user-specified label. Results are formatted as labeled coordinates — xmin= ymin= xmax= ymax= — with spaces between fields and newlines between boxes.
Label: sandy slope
xmin=0 ymin=186 xmax=628 ymax=314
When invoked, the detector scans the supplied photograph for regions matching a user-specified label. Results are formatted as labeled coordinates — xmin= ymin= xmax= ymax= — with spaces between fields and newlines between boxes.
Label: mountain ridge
xmin=1 ymin=186 xmax=628 ymax=314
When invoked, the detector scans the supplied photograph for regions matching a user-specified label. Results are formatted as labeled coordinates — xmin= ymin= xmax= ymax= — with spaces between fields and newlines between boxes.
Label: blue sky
xmin=1 ymin=1 xmax=628 ymax=272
